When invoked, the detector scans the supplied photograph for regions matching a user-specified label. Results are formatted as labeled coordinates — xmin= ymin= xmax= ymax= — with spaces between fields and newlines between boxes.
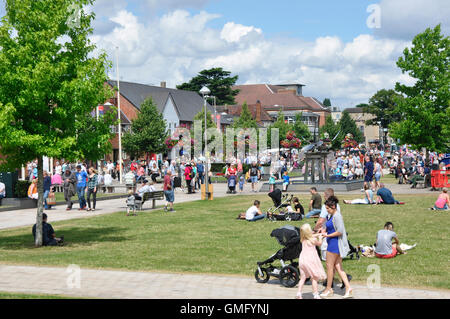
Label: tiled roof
xmin=232 ymin=84 xmax=330 ymax=112
xmin=225 ymin=103 xmax=273 ymax=122
xmin=107 ymin=80 xmax=213 ymax=122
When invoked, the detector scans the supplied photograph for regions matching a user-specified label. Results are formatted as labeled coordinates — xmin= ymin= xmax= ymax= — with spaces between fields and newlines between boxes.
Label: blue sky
xmin=194 ymin=0 xmax=377 ymax=42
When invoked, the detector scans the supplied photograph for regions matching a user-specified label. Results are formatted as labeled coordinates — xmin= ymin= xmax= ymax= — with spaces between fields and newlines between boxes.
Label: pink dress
xmin=299 ymin=240 xmax=326 ymax=280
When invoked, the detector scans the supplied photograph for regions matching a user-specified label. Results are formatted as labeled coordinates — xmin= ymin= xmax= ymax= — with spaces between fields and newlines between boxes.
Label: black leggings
xmin=87 ymin=188 xmax=97 ymax=209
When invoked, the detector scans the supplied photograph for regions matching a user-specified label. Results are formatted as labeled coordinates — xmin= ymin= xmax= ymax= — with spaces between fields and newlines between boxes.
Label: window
xmin=359 ymin=126 xmax=365 ymax=134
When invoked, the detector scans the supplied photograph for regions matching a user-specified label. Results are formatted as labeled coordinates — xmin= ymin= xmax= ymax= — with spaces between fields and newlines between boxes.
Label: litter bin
xmin=0 ymin=171 xmax=19 ymax=198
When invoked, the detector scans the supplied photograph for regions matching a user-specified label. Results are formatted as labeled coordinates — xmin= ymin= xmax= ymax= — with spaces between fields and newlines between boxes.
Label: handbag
xmin=47 ymin=192 xmax=56 ymax=205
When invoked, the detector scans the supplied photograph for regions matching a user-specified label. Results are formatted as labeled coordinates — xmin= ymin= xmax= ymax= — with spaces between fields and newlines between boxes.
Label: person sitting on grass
xmin=375 ymin=222 xmax=406 ymax=259
xmin=292 ymin=197 xmax=304 ymax=218
xmin=375 ymin=183 xmax=401 ymax=205
xmin=32 ymin=213 xmax=64 ymax=246
xmin=343 ymin=184 xmax=374 ymax=205
xmin=430 ymin=187 xmax=450 ymax=211
xmin=305 ymin=187 xmax=322 ymax=218
xmin=237 ymin=200 xmax=266 ymax=221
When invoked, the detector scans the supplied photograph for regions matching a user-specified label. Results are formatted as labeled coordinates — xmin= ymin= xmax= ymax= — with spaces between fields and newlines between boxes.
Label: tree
xmin=363 ymin=89 xmax=404 ymax=127
xmin=268 ymin=110 xmax=293 ymax=147
xmin=323 ymin=98 xmax=331 ymax=107
xmin=233 ymin=102 xmax=258 ymax=129
xmin=338 ymin=111 xmax=364 ymax=144
xmin=293 ymin=113 xmax=312 ymax=142
xmin=0 ymin=0 xmax=115 ymax=246
xmin=177 ymin=68 xmax=239 ymax=105
xmin=390 ymin=24 xmax=450 ymax=160
xmin=319 ymin=115 xmax=340 ymax=150
xmin=122 ymin=97 xmax=168 ymax=159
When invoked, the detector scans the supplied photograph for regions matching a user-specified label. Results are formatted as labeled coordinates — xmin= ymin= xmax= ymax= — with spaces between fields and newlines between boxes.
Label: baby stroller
xmin=227 ymin=175 xmax=237 ymax=194
xmin=255 ymin=225 xmax=302 ymax=287
xmin=267 ymin=189 xmax=301 ymax=221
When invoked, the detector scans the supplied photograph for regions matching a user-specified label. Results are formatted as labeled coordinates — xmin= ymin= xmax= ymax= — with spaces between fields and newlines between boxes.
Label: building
xmin=103 ymin=80 xmax=214 ymax=162
xmin=227 ymin=83 xmax=331 ymax=136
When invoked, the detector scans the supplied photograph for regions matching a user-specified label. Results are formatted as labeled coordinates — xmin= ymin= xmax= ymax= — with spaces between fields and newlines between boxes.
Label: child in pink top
xmin=296 ymin=223 xmax=326 ymax=299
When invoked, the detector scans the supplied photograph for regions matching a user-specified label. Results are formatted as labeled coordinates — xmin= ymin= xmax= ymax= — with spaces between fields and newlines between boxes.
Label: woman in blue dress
xmin=320 ymin=196 xmax=353 ymax=299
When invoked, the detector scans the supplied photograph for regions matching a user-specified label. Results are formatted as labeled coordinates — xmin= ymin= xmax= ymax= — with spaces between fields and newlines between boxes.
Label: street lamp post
xmin=115 ymin=46 xmax=123 ymax=184
xmin=200 ymin=86 xmax=211 ymax=200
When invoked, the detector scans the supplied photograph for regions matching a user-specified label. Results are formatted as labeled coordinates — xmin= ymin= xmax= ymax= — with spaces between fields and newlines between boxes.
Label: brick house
xmin=102 ymin=80 xmax=214 ymax=162
xmin=220 ymin=83 xmax=331 ymax=137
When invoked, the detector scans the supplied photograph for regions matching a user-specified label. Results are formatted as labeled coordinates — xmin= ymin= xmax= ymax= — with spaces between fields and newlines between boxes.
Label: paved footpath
xmin=0 ymin=181 xmax=447 ymax=299
xmin=1 ymin=265 xmax=449 ymax=299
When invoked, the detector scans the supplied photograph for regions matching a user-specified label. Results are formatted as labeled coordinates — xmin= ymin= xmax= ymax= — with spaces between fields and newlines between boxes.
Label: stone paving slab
xmin=0 ymin=265 xmax=449 ymax=299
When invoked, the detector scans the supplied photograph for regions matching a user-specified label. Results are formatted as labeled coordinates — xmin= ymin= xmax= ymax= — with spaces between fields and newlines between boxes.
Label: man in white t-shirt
xmin=241 ymin=200 xmax=265 ymax=221
xmin=135 ymin=180 xmax=156 ymax=200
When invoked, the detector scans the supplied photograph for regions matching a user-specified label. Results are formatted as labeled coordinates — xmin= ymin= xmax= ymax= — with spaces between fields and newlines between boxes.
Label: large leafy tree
xmin=363 ymin=89 xmax=404 ymax=127
xmin=0 ymin=0 xmax=115 ymax=246
xmin=390 ymin=24 xmax=450 ymax=160
xmin=177 ymin=68 xmax=239 ymax=105
xmin=122 ymin=97 xmax=168 ymax=159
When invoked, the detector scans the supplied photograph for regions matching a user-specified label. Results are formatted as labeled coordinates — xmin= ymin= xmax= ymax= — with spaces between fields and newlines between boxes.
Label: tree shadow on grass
xmin=0 ymin=226 xmax=129 ymax=250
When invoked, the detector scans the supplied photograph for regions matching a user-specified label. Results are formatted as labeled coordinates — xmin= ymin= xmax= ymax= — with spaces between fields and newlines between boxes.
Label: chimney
xmin=160 ymin=81 xmax=166 ymax=88
xmin=256 ymin=100 xmax=262 ymax=123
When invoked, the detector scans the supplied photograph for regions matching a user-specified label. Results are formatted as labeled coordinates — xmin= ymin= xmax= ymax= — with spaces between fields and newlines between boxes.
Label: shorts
xmin=374 ymin=173 xmax=381 ymax=181
xmin=250 ymin=176 xmax=258 ymax=183
xmin=376 ymin=246 xmax=397 ymax=259
xmin=364 ymin=175 xmax=373 ymax=182
xmin=164 ymin=190 xmax=174 ymax=203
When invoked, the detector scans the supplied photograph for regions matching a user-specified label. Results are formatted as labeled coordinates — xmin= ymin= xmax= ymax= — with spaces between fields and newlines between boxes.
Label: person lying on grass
xmin=32 ymin=213 xmax=64 ymax=246
xmin=343 ymin=184 xmax=374 ymax=205
xmin=237 ymin=200 xmax=266 ymax=221
xmin=375 ymin=222 xmax=406 ymax=259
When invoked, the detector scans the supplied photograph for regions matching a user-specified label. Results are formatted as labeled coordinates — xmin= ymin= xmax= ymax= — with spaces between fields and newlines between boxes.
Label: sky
xmin=1 ymin=0 xmax=449 ymax=108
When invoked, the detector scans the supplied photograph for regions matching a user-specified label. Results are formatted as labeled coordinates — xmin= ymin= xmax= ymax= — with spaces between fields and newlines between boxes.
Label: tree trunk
xmin=35 ymin=157 xmax=45 ymax=247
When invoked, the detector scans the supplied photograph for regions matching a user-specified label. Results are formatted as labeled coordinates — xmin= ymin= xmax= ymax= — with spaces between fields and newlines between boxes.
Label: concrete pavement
xmin=1 ymin=265 xmax=449 ymax=299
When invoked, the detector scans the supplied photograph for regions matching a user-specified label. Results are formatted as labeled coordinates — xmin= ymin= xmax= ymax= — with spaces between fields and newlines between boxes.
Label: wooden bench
xmin=136 ymin=191 xmax=165 ymax=210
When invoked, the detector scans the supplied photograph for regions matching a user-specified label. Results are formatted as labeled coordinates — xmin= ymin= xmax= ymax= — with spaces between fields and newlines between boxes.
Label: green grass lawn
xmin=0 ymin=291 xmax=80 ymax=299
xmin=0 ymin=193 xmax=448 ymax=290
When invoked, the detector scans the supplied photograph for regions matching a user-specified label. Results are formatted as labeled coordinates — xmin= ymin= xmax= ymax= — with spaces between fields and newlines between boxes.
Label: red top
xmin=163 ymin=175 xmax=172 ymax=191
xmin=228 ymin=167 xmax=237 ymax=176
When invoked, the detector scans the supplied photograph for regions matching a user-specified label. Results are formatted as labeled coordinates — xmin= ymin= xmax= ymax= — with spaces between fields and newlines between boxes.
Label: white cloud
xmin=375 ymin=0 xmax=450 ymax=39
xmin=220 ymin=22 xmax=262 ymax=43
xmin=89 ymin=8 xmax=417 ymax=109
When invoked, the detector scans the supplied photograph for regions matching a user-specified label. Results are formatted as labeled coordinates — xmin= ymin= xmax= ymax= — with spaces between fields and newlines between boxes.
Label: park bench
xmin=135 ymin=190 xmax=165 ymax=210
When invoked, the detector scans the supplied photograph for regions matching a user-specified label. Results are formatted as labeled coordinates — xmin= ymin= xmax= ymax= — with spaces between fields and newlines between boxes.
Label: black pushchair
xmin=227 ymin=175 xmax=237 ymax=194
xmin=255 ymin=225 xmax=302 ymax=287
xmin=267 ymin=189 xmax=302 ymax=221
